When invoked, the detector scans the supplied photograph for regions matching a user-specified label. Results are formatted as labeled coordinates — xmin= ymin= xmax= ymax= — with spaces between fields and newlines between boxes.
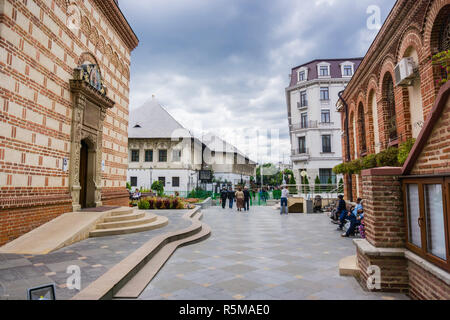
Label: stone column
xmin=354 ymin=167 xmax=409 ymax=293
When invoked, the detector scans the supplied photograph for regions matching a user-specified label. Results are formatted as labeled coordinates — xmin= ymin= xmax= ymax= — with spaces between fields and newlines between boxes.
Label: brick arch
xmin=422 ymin=0 xmax=450 ymax=57
xmin=366 ymin=77 xmax=379 ymax=154
xmin=377 ymin=55 xmax=396 ymax=90
xmin=357 ymin=102 xmax=368 ymax=156
xmin=348 ymin=105 xmax=356 ymax=160
xmin=380 ymin=71 xmax=398 ymax=148
xmin=396 ymin=26 xmax=424 ymax=63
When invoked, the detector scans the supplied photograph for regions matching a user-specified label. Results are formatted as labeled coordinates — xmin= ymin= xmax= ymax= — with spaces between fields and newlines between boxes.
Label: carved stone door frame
xmin=69 ymin=60 xmax=115 ymax=211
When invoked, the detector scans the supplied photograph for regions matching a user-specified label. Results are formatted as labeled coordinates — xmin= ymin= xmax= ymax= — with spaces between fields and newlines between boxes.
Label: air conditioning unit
xmin=394 ymin=57 xmax=416 ymax=86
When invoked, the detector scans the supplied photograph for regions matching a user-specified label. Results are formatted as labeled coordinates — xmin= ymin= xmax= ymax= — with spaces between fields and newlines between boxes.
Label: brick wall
xmin=0 ymin=0 xmax=137 ymax=244
xmin=357 ymin=247 xmax=409 ymax=293
xmin=408 ymin=260 xmax=450 ymax=300
xmin=361 ymin=168 xmax=405 ymax=248
xmin=0 ymin=198 xmax=72 ymax=245
xmin=339 ymin=0 xmax=450 ymax=200
xmin=411 ymin=96 xmax=450 ymax=175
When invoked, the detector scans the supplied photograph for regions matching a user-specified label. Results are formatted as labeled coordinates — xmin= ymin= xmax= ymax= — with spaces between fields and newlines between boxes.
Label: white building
xmin=285 ymin=58 xmax=363 ymax=186
xmin=127 ymin=98 xmax=202 ymax=193
xmin=127 ymin=98 xmax=257 ymax=193
xmin=201 ymin=133 xmax=257 ymax=187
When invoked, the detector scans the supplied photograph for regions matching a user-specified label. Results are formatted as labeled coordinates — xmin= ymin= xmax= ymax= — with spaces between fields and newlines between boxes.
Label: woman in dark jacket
xmin=220 ymin=187 xmax=228 ymax=209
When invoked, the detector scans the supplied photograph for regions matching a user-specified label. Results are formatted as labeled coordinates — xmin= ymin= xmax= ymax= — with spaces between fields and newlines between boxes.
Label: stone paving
xmin=0 ymin=209 xmax=190 ymax=300
xmin=138 ymin=206 xmax=410 ymax=300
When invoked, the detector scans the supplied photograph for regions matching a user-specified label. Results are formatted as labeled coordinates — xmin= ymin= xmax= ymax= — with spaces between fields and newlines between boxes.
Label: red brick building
xmin=338 ymin=0 xmax=450 ymax=299
xmin=0 ymin=0 xmax=139 ymax=245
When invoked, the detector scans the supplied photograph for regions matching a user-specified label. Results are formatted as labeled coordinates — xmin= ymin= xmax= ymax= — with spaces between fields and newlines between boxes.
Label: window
xmin=321 ymin=110 xmax=331 ymax=123
xmin=343 ymin=66 xmax=353 ymax=76
xmin=300 ymin=91 xmax=307 ymax=107
xmin=172 ymin=177 xmax=180 ymax=187
xmin=130 ymin=176 xmax=137 ymax=187
xmin=298 ymin=137 xmax=306 ymax=154
xmin=145 ymin=149 xmax=153 ymax=162
xmin=158 ymin=177 xmax=166 ymax=186
xmin=300 ymin=113 xmax=308 ymax=128
xmin=322 ymin=135 xmax=331 ymax=153
xmin=319 ymin=66 xmax=329 ymax=77
xmin=131 ymin=150 xmax=139 ymax=162
xmin=320 ymin=87 xmax=329 ymax=101
xmin=158 ymin=149 xmax=167 ymax=162
xmin=298 ymin=71 xmax=306 ymax=81
xmin=403 ymin=178 xmax=450 ymax=271
xmin=172 ymin=149 xmax=181 ymax=162
xmin=319 ymin=169 xmax=334 ymax=184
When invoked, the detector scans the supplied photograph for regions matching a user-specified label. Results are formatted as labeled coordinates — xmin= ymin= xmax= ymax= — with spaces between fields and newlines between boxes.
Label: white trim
xmin=340 ymin=61 xmax=355 ymax=78
xmin=317 ymin=62 xmax=331 ymax=79
xmin=297 ymin=67 xmax=308 ymax=83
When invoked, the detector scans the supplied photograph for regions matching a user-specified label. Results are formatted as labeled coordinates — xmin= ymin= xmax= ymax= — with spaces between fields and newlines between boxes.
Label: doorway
xmin=79 ymin=140 xmax=89 ymax=208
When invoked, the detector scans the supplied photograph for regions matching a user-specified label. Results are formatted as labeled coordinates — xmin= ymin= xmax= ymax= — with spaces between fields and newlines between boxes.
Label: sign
xmin=62 ymin=158 xmax=68 ymax=172
xmin=199 ymin=170 xmax=212 ymax=182
xmin=101 ymin=160 xmax=105 ymax=172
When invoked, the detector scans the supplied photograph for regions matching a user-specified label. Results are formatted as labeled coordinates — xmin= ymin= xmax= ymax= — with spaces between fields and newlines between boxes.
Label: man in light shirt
xmin=280 ymin=186 xmax=289 ymax=215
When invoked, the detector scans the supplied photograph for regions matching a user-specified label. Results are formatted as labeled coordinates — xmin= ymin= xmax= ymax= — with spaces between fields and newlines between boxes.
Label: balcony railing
xmin=297 ymin=101 xmax=308 ymax=109
xmin=290 ymin=121 xmax=318 ymax=131
xmin=291 ymin=148 xmax=309 ymax=156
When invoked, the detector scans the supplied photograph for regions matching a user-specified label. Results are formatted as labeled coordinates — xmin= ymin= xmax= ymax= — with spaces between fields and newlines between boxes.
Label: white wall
xmin=127 ymin=168 xmax=198 ymax=192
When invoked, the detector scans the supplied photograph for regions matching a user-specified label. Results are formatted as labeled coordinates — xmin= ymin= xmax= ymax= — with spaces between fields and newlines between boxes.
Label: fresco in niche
xmin=80 ymin=64 xmax=105 ymax=94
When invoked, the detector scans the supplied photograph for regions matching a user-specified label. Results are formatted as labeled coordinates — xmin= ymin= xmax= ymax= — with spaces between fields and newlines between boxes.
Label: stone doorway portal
xmin=69 ymin=53 xmax=115 ymax=211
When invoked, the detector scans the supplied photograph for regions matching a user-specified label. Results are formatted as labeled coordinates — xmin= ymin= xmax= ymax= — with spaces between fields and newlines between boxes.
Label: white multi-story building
xmin=285 ymin=58 xmax=363 ymax=186
xmin=127 ymin=98 xmax=202 ymax=193
xmin=127 ymin=98 xmax=256 ymax=193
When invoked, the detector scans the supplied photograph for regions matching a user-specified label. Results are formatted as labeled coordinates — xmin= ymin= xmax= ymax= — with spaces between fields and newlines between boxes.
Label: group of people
xmin=220 ymin=186 xmax=251 ymax=211
xmin=331 ymin=195 xmax=365 ymax=238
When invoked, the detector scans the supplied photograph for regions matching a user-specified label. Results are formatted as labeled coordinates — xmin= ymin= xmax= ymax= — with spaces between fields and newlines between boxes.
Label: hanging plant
xmin=432 ymin=50 xmax=450 ymax=85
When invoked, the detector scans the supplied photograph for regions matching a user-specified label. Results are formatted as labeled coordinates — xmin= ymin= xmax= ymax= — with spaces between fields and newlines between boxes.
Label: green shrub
xmin=151 ymin=181 xmax=164 ymax=197
xmin=361 ymin=153 xmax=377 ymax=169
xmin=398 ymin=138 xmax=416 ymax=165
xmin=137 ymin=200 xmax=150 ymax=210
xmin=338 ymin=178 xmax=344 ymax=193
xmin=289 ymin=175 xmax=297 ymax=194
xmin=376 ymin=147 xmax=399 ymax=167
xmin=327 ymin=176 xmax=333 ymax=192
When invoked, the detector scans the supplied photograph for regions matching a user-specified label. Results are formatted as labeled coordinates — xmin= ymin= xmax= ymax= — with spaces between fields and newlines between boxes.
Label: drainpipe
xmin=338 ymin=90 xmax=353 ymax=202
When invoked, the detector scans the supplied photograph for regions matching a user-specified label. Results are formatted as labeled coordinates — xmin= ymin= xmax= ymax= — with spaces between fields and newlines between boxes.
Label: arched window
xmin=438 ymin=9 xmax=450 ymax=52
xmin=383 ymin=73 xmax=397 ymax=143
xmin=431 ymin=5 xmax=450 ymax=89
xmin=358 ymin=103 xmax=367 ymax=154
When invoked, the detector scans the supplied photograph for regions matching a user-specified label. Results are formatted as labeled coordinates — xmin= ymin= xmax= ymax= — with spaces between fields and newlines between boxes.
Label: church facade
xmin=0 ymin=0 xmax=138 ymax=245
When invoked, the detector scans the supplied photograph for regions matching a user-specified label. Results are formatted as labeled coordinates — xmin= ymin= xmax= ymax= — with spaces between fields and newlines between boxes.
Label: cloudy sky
xmin=120 ymin=0 xmax=395 ymax=164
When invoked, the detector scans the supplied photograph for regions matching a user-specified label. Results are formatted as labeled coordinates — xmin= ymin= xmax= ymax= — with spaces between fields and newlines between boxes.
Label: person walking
xmin=243 ymin=186 xmax=250 ymax=212
xmin=220 ymin=187 xmax=228 ymax=209
xmin=227 ymin=187 xmax=235 ymax=209
xmin=280 ymin=186 xmax=289 ymax=214
xmin=235 ymin=187 xmax=245 ymax=212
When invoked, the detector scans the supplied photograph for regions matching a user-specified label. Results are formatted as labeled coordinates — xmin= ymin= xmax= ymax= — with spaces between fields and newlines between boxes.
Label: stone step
xmin=89 ymin=216 xmax=169 ymax=237
xmin=96 ymin=213 xmax=157 ymax=229
xmin=109 ymin=208 xmax=135 ymax=216
xmin=103 ymin=211 xmax=146 ymax=223
xmin=114 ymin=223 xmax=211 ymax=299
xmin=339 ymin=255 xmax=359 ymax=277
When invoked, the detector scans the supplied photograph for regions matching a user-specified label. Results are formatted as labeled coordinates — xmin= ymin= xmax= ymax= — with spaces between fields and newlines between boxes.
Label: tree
xmin=314 ymin=176 xmax=321 ymax=193
xmin=327 ymin=176 xmax=333 ymax=192
xmin=338 ymin=178 xmax=344 ymax=193
xmin=151 ymin=181 xmax=164 ymax=197
xmin=288 ymin=174 xmax=297 ymax=194
xmin=302 ymin=176 xmax=310 ymax=194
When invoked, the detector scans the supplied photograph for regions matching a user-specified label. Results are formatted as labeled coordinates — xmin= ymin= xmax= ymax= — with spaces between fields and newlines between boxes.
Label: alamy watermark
xmin=66 ymin=265 xmax=81 ymax=291
xmin=366 ymin=5 xmax=381 ymax=30
xmin=366 ymin=265 xmax=381 ymax=290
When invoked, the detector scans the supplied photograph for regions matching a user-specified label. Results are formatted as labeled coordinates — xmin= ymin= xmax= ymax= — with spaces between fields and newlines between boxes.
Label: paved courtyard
xmin=138 ymin=206 xmax=409 ymax=300
xmin=0 ymin=210 xmax=191 ymax=300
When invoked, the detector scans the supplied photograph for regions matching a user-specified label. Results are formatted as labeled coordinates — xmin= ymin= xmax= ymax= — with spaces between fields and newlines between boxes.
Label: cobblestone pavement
xmin=138 ymin=206 xmax=410 ymax=300
xmin=0 ymin=209 xmax=190 ymax=300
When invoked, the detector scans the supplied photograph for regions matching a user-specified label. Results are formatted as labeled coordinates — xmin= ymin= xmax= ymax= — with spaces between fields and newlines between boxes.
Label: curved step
xmin=114 ymin=223 xmax=211 ymax=298
xmin=96 ymin=213 xmax=157 ymax=229
xmin=102 ymin=211 xmax=148 ymax=223
xmin=89 ymin=216 xmax=168 ymax=237
xmin=109 ymin=208 xmax=135 ymax=216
